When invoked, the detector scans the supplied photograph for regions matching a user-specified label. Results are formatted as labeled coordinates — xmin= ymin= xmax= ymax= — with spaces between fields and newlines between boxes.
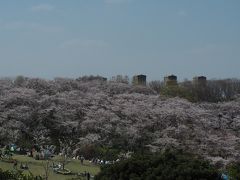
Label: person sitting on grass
xmin=20 ymin=162 xmax=29 ymax=170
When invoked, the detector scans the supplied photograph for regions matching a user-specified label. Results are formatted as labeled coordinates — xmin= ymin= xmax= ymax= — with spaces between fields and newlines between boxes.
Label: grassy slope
xmin=0 ymin=155 xmax=100 ymax=180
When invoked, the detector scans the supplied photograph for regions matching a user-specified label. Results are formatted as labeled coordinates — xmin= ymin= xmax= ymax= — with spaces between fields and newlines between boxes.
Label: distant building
xmin=164 ymin=75 xmax=178 ymax=86
xmin=193 ymin=76 xmax=207 ymax=87
xmin=132 ymin=74 xmax=147 ymax=86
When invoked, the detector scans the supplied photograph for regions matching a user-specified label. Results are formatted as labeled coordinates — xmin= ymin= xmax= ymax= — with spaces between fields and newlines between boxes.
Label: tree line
xmin=150 ymin=78 xmax=240 ymax=102
xmin=0 ymin=75 xmax=240 ymax=169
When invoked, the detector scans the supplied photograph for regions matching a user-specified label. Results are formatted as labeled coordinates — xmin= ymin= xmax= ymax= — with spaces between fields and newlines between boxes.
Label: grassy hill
xmin=0 ymin=154 xmax=100 ymax=180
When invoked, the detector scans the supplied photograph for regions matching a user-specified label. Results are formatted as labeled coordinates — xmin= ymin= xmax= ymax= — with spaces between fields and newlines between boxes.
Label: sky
xmin=0 ymin=0 xmax=240 ymax=81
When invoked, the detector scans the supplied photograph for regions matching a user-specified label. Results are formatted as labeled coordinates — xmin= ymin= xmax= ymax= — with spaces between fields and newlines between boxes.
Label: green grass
xmin=0 ymin=155 xmax=100 ymax=180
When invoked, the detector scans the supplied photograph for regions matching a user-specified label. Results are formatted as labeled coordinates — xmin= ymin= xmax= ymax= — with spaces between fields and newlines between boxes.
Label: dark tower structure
xmin=132 ymin=74 xmax=147 ymax=86
xmin=164 ymin=75 xmax=178 ymax=86
xmin=193 ymin=76 xmax=207 ymax=87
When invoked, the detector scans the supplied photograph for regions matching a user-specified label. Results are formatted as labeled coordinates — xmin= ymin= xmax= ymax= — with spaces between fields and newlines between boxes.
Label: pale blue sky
xmin=0 ymin=0 xmax=239 ymax=80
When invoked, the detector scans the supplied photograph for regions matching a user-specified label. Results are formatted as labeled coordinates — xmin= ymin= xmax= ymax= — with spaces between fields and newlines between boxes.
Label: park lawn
xmin=0 ymin=155 xmax=100 ymax=180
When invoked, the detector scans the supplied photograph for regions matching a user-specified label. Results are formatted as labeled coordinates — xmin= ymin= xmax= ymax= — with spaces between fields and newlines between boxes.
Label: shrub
xmin=95 ymin=150 xmax=219 ymax=180
xmin=227 ymin=162 xmax=240 ymax=179
xmin=0 ymin=168 xmax=43 ymax=180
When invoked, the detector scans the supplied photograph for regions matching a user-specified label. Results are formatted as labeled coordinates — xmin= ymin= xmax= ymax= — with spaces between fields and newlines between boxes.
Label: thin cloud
xmin=189 ymin=44 xmax=218 ymax=54
xmin=2 ymin=21 xmax=63 ymax=33
xmin=104 ymin=0 xmax=133 ymax=4
xmin=60 ymin=39 xmax=109 ymax=49
xmin=178 ymin=10 xmax=187 ymax=17
xmin=31 ymin=4 xmax=55 ymax=12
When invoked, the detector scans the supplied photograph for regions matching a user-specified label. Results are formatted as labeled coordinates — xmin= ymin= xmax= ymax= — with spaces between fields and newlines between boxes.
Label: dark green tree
xmin=95 ymin=150 xmax=219 ymax=180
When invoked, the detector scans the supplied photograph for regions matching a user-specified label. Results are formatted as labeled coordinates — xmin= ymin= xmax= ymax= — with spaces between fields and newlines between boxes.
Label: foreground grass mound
xmin=95 ymin=150 xmax=219 ymax=180
xmin=0 ymin=169 xmax=42 ymax=180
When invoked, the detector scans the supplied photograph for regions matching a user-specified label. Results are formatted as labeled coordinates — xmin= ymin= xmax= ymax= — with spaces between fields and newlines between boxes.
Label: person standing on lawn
xmin=13 ymin=160 xmax=18 ymax=169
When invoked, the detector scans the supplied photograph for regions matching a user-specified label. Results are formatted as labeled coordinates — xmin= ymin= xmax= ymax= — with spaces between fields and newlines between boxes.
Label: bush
xmin=0 ymin=168 xmax=43 ymax=180
xmin=227 ymin=162 xmax=240 ymax=179
xmin=95 ymin=150 xmax=219 ymax=180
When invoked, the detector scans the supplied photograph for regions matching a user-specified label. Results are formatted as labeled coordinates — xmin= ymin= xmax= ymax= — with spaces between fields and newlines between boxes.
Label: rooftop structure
xmin=164 ymin=75 xmax=178 ymax=86
xmin=193 ymin=76 xmax=207 ymax=87
xmin=132 ymin=74 xmax=147 ymax=86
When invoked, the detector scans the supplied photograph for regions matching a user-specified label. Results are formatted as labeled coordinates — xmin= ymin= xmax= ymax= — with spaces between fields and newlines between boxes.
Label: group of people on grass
xmin=1 ymin=145 xmax=95 ymax=179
